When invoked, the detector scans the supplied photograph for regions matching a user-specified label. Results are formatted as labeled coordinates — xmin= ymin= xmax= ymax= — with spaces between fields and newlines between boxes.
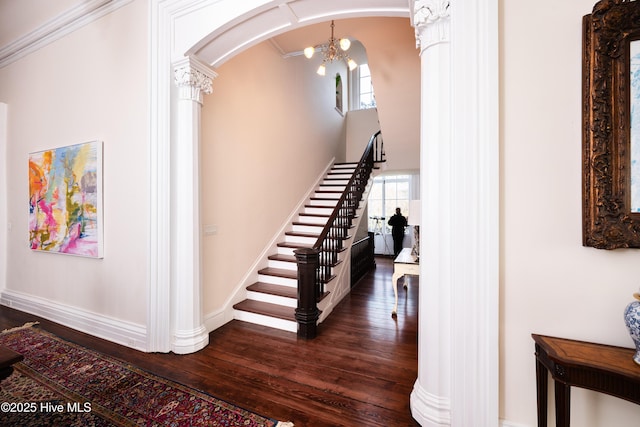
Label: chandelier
xmin=303 ymin=20 xmax=358 ymax=76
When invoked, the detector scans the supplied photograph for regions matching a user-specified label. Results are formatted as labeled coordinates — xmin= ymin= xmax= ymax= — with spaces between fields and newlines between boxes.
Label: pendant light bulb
xmin=303 ymin=47 xmax=315 ymax=59
xmin=348 ymin=58 xmax=358 ymax=71
xmin=339 ymin=38 xmax=351 ymax=51
xmin=317 ymin=63 xmax=326 ymax=76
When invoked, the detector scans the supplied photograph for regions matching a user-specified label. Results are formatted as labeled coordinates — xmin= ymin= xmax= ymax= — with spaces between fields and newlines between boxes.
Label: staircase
xmin=232 ymin=162 xmax=361 ymax=333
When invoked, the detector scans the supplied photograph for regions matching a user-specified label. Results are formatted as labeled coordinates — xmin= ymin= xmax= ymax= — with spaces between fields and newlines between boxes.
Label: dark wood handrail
xmin=295 ymin=130 xmax=384 ymax=339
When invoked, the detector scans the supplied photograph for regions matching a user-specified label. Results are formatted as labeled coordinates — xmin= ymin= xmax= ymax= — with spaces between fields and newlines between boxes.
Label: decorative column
xmin=171 ymin=57 xmax=217 ymax=354
xmin=410 ymin=1 xmax=499 ymax=426
xmin=410 ymin=1 xmax=453 ymax=425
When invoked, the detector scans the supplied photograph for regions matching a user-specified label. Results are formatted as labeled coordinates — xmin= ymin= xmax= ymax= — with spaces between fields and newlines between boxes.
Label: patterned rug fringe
xmin=276 ymin=423 xmax=294 ymax=427
xmin=1 ymin=321 xmax=39 ymax=333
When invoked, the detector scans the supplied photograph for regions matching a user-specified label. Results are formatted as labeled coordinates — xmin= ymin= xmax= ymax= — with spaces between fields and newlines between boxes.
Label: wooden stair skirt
xmin=232 ymin=162 xmax=356 ymax=333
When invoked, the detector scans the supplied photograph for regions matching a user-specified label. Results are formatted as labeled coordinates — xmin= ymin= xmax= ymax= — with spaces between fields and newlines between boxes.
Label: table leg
xmin=555 ymin=381 xmax=571 ymax=427
xmin=391 ymin=271 xmax=401 ymax=316
xmin=535 ymin=355 xmax=548 ymax=427
xmin=0 ymin=366 xmax=13 ymax=381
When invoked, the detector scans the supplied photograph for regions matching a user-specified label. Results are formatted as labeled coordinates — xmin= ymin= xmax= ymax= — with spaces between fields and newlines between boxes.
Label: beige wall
xmin=199 ymin=39 xmax=348 ymax=313
xmin=199 ymin=17 xmax=421 ymax=317
xmin=0 ymin=0 xmax=148 ymax=326
xmin=501 ymin=0 xmax=640 ymax=425
xmin=346 ymin=108 xmax=379 ymax=160
xmin=347 ymin=18 xmax=421 ymax=172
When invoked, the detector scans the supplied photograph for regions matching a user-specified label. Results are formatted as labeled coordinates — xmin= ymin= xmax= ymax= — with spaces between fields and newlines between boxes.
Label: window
xmin=358 ymin=64 xmax=376 ymax=109
xmin=368 ymin=174 xmax=412 ymax=234
xmin=350 ymin=63 xmax=377 ymax=110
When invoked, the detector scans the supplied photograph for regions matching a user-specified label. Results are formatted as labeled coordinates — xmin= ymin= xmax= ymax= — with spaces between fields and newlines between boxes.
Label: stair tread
xmin=277 ymin=242 xmax=313 ymax=249
xmin=247 ymin=282 xmax=297 ymax=299
xmin=233 ymin=300 xmax=295 ymax=321
xmin=299 ymin=213 xmax=330 ymax=218
xmin=258 ymin=267 xmax=297 ymax=280
xmin=268 ymin=254 xmax=297 ymax=263
xmin=270 ymin=253 xmax=343 ymax=268
xmin=292 ymin=221 xmax=324 ymax=227
xmin=286 ymin=231 xmax=320 ymax=238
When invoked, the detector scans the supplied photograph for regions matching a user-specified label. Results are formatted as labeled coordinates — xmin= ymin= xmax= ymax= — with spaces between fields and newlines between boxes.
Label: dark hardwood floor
xmin=0 ymin=257 xmax=419 ymax=427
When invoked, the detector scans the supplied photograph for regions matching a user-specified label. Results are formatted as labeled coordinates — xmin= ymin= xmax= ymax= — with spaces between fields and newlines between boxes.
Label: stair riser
xmin=323 ymin=179 xmax=349 ymax=186
xmin=246 ymin=291 xmax=297 ymax=308
xmin=309 ymin=199 xmax=338 ymax=207
xmin=304 ymin=207 xmax=333 ymax=215
xmin=318 ymin=185 xmax=346 ymax=192
xmin=233 ymin=310 xmax=297 ymax=333
xmin=297 ymin=216 xmax=328 ymax=225
xmin=327 ymin=174 xmax=353 ymax=180
xmin=276 ymin=246 xmax=296 ymax=256
xmin=258 ymin=274 xmax=297 ymax=287
xmin=268 ymin=259 xmax=297 ymax=271
xmin=292 ymin=224 xmax=324 ymax=233
xmin=314 ymin=192 xmax=342 ymax=199
xmin=285 ymin=235 xmax=317 ymax=245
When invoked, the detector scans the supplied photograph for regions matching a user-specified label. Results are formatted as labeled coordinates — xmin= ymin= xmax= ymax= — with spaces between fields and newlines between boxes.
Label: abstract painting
xmin=29 ymin=141 xmax=103 ymax=258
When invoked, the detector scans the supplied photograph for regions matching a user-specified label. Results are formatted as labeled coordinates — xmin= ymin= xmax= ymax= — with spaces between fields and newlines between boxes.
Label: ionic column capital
xmin=173 ymin=57 xmax=217 ymax=104
xmin=412 ymin=0 xmax=451 ymax=53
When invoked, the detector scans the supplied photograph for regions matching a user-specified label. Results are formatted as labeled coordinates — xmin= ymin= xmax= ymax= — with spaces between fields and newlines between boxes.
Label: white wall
xmin=346 ymin=108 xmax=379 ymax=160
xmin=501 ymin=0 xmax=640 ymax=425
xmin=0 ymin=0 xmax=149 ymax=344
xmin=0 ymin=103 xmax=6 ymax=292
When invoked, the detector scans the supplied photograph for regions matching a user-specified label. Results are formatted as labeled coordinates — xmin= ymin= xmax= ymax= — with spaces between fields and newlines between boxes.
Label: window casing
xmin=368 ymin=174 xmax=413 ymax=234
xmin=350 ymin=63 xmax=377 ymax=110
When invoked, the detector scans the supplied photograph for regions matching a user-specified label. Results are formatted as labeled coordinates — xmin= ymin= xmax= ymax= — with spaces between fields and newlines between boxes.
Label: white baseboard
xmin=0 ymin=289 xmax=147 ymax=352
xmin=500 ymin=421 xmax=529 ymax=427
xmin=410 ymin=383 xmax=451 ymax=426
xmin=204 ymin=306 xmax=231 ymax=333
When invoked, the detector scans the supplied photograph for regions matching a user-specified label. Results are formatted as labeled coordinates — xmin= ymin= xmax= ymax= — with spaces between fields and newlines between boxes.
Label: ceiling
xmin=268 ymin=19 xmax=350 ymax=56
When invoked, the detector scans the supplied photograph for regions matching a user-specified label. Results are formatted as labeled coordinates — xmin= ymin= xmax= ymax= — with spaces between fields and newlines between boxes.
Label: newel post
xmin=294 ymin=248 xmax=320 ymax=339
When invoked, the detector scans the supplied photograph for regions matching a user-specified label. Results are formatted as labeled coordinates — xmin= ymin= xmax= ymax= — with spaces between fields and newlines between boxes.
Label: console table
xmin=391 ymin=248 xmax=419 ymax=316
xmin=532 ymin=334 xmax=640 ymax=427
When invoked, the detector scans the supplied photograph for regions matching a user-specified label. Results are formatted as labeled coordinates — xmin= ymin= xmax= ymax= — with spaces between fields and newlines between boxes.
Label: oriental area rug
xmin=0 ymin=323 xmax=293 ymax=427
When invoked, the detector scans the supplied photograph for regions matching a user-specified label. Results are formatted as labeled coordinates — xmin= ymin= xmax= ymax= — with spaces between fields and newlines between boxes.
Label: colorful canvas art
xmin=29 ymin=141 xmax=103 ymax=258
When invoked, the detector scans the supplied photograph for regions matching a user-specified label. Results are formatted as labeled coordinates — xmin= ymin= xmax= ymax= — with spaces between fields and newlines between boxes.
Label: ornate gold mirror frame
xmin=583 ymin=0 xmax=640 ymax=249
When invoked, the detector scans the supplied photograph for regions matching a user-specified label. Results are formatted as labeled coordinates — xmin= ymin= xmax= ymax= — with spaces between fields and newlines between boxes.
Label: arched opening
xmin=149 ymin=1 xmax=499 ymax=424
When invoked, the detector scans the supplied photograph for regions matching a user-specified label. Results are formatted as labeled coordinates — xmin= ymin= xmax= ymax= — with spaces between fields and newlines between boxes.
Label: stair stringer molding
xmin=203 ymin=159 xmax=336 ymax=333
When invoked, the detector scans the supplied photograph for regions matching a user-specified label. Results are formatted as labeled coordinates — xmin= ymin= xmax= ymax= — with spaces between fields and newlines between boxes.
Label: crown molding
xmin=0 ymin=0 xmax=134 ymax=69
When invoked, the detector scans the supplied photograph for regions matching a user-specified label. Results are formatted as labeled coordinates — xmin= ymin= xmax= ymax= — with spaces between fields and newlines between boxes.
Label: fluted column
xmin=410 ymin=0 xmax=499 ymax=425
xmin=171 ymin=57 xmax=216 ymax=354
xmin=410 ymin=1 xmax=453 ymax=425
